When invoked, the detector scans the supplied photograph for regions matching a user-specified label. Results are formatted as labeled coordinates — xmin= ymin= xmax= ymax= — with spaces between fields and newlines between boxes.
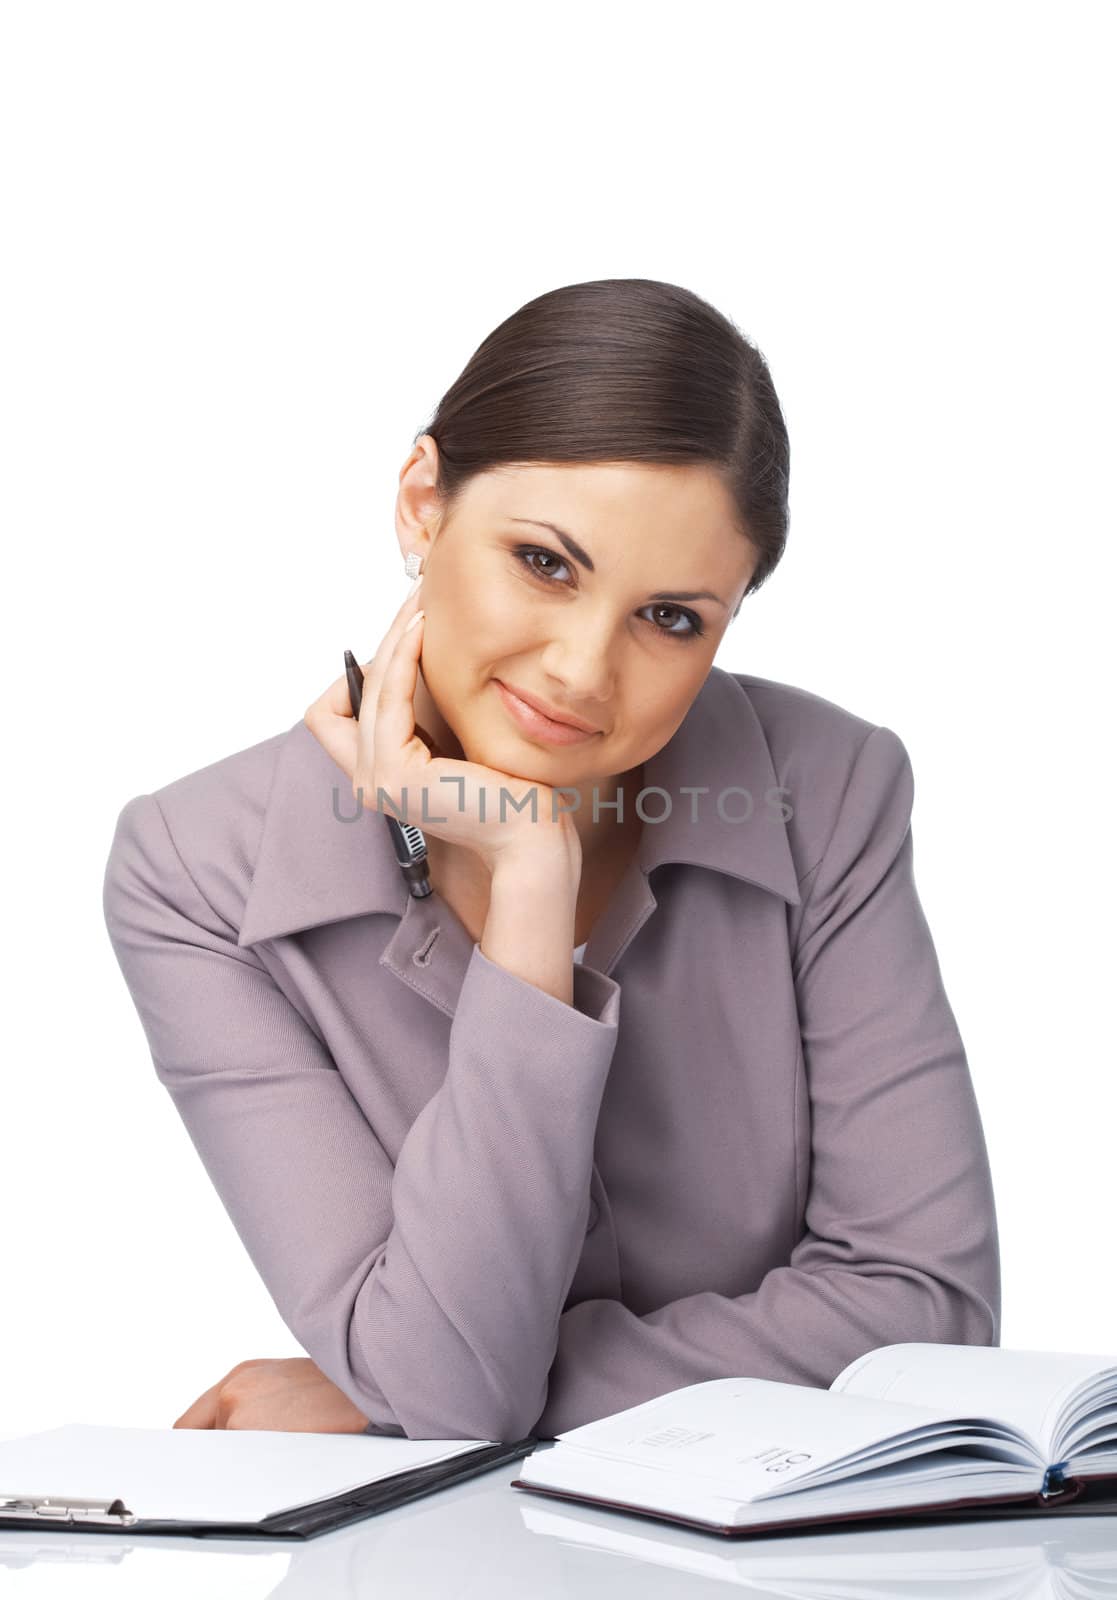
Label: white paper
xmin=0 ymin=1424 xmax=491 ymax=1524
xmin=545 ymin=1377 xmax=1040 ymax=1502
xmin=830 ymin=1343 xmax=1117 ymax=1459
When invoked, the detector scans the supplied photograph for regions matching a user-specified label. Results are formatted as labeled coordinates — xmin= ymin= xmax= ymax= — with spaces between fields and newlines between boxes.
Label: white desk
xmin=2 ymin=1439 xmax=1117 ymax=1599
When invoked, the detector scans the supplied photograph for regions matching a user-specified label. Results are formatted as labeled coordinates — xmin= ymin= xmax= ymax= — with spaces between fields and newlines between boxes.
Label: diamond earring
xmin=404 ymin=551 xmax=423 ymax=581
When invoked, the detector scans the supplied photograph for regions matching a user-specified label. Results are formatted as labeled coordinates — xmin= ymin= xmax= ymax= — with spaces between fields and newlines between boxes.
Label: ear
xmin=395 ymin=434 xmax=444 ymax=563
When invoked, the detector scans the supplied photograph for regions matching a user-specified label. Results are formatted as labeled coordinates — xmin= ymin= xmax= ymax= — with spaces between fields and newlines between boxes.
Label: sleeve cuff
xmin=469 ymin=940 xmax=621 ymax=1029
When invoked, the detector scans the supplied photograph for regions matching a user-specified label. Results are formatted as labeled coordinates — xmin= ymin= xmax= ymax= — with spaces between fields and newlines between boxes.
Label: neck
xmin=566 ymin=765 xmax=645 ymax=865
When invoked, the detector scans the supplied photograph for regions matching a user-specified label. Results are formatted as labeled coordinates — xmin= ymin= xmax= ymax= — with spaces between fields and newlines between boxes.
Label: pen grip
xmin=342 ymin=649 xmax=432 ymax=899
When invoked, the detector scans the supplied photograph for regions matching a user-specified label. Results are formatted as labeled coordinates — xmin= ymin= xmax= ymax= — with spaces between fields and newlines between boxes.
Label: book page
xmin=0 ymin=1424 xmax=490 ymax=1524
xmin=545 ymin=1376 xmax=1038 ymax=1503
xmin=830 ymin=1344 xmax=1117 ymax=1459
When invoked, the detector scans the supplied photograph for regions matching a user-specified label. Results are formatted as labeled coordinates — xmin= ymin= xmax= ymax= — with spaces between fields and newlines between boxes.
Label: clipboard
xmin=0 ymin=1424 xmax=538 ymax=1540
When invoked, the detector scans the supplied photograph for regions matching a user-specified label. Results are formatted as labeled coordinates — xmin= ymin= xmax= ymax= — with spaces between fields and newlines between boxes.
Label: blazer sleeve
xmin=531 ymin=724 xmax=1002 ymax=1438
xmin=102 ymin=791 xmax=621 ymax=1443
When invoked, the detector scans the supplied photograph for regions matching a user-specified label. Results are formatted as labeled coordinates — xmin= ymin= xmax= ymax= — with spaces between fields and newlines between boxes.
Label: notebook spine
xmin=1040 ymin=1461 xmax=1072 ymax=1498
xmin=0 ymin=1494 xmax=137 ymax=1526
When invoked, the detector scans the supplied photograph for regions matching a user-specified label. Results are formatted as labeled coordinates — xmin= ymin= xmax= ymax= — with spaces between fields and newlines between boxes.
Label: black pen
xmin=343 ymin=649 xmax=432 ymax=899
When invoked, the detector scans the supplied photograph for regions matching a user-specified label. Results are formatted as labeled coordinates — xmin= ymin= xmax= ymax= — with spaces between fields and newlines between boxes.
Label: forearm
xmin=105 ymin=792 xmax=625 ymax=1443
xmin=481 ymin=837 xmax=582 ymax=1004
xmin=534 ymin=1243 xmax=1000 ymax=1438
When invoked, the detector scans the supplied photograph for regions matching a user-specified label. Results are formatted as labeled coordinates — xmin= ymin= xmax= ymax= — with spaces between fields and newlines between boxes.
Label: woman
xmin=102 ymin=278 xmax=1001 ymax=1443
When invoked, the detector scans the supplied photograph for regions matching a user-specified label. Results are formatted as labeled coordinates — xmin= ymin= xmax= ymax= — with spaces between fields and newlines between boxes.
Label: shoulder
xmin=105 ymin=721 xmax=298 ymax=931
xmin=726 ymin=670 xmax=914 ymax=878
xmin=728 ymin=670 xmax=881 ymax=783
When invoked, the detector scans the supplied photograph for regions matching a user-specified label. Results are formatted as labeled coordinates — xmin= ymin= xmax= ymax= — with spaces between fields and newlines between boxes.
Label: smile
xmin=494 ymin=681 xmax=602 ymax=746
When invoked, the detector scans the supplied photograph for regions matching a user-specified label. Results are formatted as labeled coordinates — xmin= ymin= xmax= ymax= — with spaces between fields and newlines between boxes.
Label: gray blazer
xmin=102 ymin=666 xmax=1001 ymax=1442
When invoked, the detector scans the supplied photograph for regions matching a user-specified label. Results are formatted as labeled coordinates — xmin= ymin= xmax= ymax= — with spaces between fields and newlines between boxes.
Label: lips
xmin=496 ymin=681 xmax=601 ymax=734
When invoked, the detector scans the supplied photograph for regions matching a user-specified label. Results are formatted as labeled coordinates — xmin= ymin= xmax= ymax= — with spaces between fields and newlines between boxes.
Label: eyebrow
xmin=507 ymin=518 xmax=729 ymax=609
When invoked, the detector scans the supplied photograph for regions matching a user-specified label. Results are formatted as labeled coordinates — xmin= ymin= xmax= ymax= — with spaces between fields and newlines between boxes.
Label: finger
xmin=413 ymin=720 xmax=443 ymax=759
xmin=172 ymin=1378 xmax=224 ymax=1429
xmin=304 ymin=676 xmax=363 ymax=780
xmin=306 ymin=592 xmax=427 ymax=786
xmin=306 ymin=586 xmax=427 ymax=742
xmin=306 ymin=665 xmax=361 ymax=724
xmin=307 ymin=589 xmax=426 ymax=722
xmin=171 ymin=1358 xmax=267 ymax=1429
xmin=374 ymin=610 xmax=427 ymax=769
xmin=305 ymin=645 xmax=393 ymax=779
xmin=360 ymin=585 xmax=426 ymax=681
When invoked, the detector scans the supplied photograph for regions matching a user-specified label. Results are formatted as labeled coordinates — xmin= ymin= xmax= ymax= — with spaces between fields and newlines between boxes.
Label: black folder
xmin=0 ymin=1425 xmax=538 ymax=1540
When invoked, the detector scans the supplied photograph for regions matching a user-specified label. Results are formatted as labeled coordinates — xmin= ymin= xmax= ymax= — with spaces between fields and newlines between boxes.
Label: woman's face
xmin=403 ymin=455 xmax=758 ymax=812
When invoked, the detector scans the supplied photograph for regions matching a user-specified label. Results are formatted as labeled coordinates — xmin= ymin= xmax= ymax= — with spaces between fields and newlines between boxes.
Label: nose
xmin=538 ymin=619 xmax=617 ymax=719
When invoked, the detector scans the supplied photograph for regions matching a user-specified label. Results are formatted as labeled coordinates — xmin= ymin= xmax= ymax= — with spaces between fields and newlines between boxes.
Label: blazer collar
xmin=237 ymin=665 xmax=800 ymax=950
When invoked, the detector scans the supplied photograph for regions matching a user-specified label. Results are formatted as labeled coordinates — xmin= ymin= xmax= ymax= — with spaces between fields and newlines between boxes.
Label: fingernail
xmin=404 ymin=609 xmax=425 ymax=632
xmin=407 ymin=575 xmax=424 ymax=598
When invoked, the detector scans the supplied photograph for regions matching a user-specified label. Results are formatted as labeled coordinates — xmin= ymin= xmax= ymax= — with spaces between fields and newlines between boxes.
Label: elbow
xmin=363 ymin=1387 xmax=542 ymax=1445
xmin=827 ymin=1265 xmax=1001 ymax=1374
xmin=889 ymin=1187 xmax=1003 ymax=1350
xmin=345 ymin=1321 xmax=545 ymax=1443
xmin=936 ymin=1279 xmax=1000 ymax=1348
xmin=936 ymin=1209 xmax=1003 ymax=1348
xmin=391 ymin=1371 xmax=546 ymax=1444
xmin=952 ymin=1263 xmax=1002 ymax=1348
xmin=339 ymin=1241 xmax=558 ymax=1442
xmin=888 ymin=1257 xmax=1002 ymax=1351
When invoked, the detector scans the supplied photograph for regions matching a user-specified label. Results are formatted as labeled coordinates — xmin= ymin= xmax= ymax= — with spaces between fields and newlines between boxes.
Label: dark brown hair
xmin=416 ymin=278 xmax=790 ymax=614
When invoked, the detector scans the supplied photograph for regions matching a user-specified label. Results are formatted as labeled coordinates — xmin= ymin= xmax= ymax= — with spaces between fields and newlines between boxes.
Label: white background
xmin=2 ymin=0 xmax=1113 ymax=1467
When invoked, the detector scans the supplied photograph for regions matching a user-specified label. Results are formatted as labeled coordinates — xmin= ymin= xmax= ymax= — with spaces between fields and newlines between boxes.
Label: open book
xmin=510 ymin=1343 xmax=1117 ymax=1538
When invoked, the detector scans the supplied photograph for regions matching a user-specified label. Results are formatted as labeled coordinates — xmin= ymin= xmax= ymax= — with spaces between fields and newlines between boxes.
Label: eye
xmin=513 ymin=546 xmax=706 ymax=641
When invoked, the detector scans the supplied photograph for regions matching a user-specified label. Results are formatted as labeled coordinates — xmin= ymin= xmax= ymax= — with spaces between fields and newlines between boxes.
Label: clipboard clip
xmin=0 ymin=1493 xmax=137 ymax=1525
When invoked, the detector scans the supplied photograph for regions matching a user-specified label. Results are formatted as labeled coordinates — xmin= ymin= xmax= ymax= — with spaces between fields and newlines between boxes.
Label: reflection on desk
xmin=2 ymin=1441 xmax=1116 ymax=1600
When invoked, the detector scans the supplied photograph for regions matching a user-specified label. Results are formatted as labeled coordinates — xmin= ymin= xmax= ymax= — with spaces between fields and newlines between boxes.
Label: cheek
xmin=416 ymin=619 xmax=491 ymax=715
xmin=479 ymin=580 xmax=532 ymax=633
xmin=626 ymin=681 xmax=702 ymax=756
xmin=449 ymin=573 xmax=524 ymax=641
